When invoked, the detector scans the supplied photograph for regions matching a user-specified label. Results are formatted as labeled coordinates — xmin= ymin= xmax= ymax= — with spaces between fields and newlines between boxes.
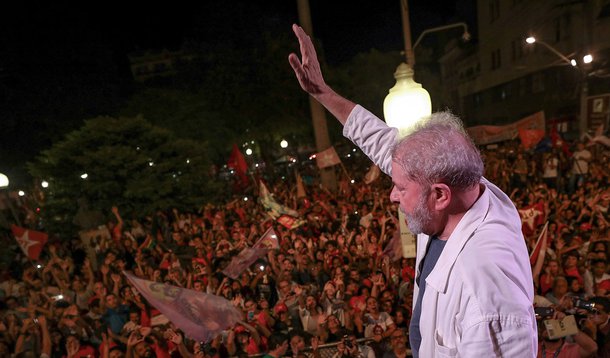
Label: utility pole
xmin=296 ymin=0 xmax=337 ymax=192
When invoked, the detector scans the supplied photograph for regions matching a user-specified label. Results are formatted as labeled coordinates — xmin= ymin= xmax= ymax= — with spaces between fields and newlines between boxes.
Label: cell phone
xmin=247 ymin=311 xmax=255 ymax=321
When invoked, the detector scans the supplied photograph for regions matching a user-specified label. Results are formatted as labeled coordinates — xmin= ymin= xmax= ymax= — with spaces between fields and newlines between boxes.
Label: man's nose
xmin=390 ymin=187 xmax=400 ymax=203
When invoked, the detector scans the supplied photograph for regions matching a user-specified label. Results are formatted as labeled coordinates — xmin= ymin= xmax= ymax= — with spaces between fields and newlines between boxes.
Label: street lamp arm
xmin=413 ymin=22 xmax=470 ymax=52
xmin=533 ymin=39 xmax=573 ymax=66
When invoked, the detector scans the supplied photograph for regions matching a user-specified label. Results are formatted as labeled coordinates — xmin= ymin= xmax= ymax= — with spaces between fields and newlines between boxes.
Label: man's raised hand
xmin=288 ymin=24 xmax=328 ymax=97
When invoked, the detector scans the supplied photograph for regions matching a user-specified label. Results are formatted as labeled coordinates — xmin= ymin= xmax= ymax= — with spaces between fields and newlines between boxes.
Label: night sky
xmin=0 ymin=0 xmax=474 ymax=185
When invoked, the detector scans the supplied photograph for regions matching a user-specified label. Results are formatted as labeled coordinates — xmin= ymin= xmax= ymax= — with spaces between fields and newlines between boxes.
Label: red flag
xmin=518 ymin=129 xmax=545 ymax=150
xmin=222 ymin=247 xmax=268 ymax=279
xmin=11 ymin=225 xmax=48 ymax=260
xmin=518 ymin=203 xmax=545 ymax=237
xmin=315 ymin=146 xmax=341 ymax=169
xmin=227 ymin=144 xmax=249 ymax=189
xmin=124 ymin=272 xmax=242 ymax=342
xmin=530 ymin=222 xmax=549 ymax=266
xmin=550 ymin=126 xmax=571 ymax=156
xmin=253 ymin=226 xmax=279 ymax=249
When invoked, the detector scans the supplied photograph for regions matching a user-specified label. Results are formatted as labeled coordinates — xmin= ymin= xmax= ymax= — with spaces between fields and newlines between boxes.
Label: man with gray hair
xmin=288 ymin=24 xmax=537 ymax=357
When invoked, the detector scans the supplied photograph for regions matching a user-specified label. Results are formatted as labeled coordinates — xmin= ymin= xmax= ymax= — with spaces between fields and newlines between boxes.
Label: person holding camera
xmin=536 ymin=308 xmax=598 ymax=357
xmin=332 ymin=330 xmax=375 ymax=358
xmin=586 ymin=297 xmax=610 ymax=358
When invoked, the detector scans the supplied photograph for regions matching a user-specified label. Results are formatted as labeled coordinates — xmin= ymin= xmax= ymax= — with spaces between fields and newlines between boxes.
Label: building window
xmin=554 ymin=13 xmax=572 ymax=43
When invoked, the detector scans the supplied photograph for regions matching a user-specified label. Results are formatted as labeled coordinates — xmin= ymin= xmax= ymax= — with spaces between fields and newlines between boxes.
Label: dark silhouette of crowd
xmin=0 ymin=138 xmax=609 ymax=358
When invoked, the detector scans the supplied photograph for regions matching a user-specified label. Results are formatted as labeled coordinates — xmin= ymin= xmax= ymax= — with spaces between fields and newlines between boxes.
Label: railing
xmin=249 ymin=338 xmax=412 ymax=358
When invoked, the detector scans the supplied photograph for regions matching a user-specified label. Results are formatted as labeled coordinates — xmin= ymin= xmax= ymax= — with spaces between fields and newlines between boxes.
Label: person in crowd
xmin=536 ymin=309 xmax=598 ymax=357
xmin=262 ymin=332 xmax=289 ymax=358
xmin=382 ymin=328 xmax=409 ymax=358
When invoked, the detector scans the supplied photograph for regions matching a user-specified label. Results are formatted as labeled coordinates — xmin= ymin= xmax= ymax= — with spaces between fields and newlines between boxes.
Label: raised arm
xmin=288 ymin=24 xmax=355 ymax=124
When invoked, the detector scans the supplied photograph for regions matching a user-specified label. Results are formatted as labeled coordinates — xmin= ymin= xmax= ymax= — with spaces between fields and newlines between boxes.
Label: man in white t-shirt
xmin=569 ymin=142 xmax=591 ymax=193
xmin=542 ymin=151 xmax=559 ymax=190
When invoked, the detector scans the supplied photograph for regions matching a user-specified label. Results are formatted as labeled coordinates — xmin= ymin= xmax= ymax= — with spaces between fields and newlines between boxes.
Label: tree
xmin=28 ymin=115 xmax=222 ymax=236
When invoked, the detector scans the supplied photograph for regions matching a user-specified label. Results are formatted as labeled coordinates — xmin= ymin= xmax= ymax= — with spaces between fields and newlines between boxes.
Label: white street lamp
xmin=583 ymin=54 xmax=593 ymax=64
xmin=280 ymin=139 xmax=288 ymax=148
xmin=18 ymin=191 xmax=25 ymax=197
xmin=384 ymin=63 xmax=432 ymax=137
xmin=41 ymin=181 xmax=49 ymax=188
xmin=246 ymin=148 xmax=253 ymax=156
xmin=80 ymin=173 xmax=88 ymax=179
xmin=0 ymin=173 xmax=8 ymax=188
xmin=383 ymin=5 xmax=468 ymax=137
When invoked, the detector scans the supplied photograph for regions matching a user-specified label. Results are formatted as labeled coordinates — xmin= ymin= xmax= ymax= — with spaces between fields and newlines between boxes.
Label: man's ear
xmin=430 ymin=183 xmax=451 ymax=211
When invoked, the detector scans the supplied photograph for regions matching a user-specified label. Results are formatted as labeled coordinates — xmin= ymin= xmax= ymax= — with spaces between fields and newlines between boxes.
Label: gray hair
xmin=391 ymin=111 xmax=483 ymax=190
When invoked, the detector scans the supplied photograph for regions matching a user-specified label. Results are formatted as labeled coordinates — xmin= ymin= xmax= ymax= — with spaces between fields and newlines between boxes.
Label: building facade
xmin=439 ymin=0 xmax=610 ymax=135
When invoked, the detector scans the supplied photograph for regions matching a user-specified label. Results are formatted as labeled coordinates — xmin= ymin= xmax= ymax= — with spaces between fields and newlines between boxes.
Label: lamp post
xmin=525 ymin=36 xmax=593 ymax=137
xmin=383 ymin=0 xmax=432 ymax=138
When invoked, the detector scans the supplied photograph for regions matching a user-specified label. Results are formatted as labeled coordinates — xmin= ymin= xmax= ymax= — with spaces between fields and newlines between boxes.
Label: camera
xmin=534 ymin=307 xmax=554 ymax=319
xmin=343 ymin=335 xmax=353 ymax=348
xmin=573 ymin=298 xmax=597 ymax=312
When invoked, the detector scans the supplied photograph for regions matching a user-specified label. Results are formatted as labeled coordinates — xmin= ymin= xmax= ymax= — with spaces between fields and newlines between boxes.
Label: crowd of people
xmin=0 ymin=135 xmax=608 ymax=357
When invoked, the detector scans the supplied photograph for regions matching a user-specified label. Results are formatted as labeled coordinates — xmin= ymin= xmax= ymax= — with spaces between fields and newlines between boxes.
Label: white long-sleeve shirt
xmin=342 ymin=105 xmax=537 ymax=357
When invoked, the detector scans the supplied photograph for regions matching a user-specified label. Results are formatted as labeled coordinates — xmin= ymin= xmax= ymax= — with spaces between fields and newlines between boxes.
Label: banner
xmin=124 ymin=272 xmax=242 ymax=342
xmin=381 ymin=231 xmax=403 ymax=262
xmin=276 ymin=215 xmax=306 ymax=230
xmin=258 ymin=181 xmax=299 ymax=219
xmin=253 ymin=226 xmax=279 ymax=249
xmin=222 ymin=247 xmax=268 ymax=279
xmin=315 ymin=146 xmax=341 ymax=169
xmin=467 ymin=111 xmax=545 ymax=145
xmin=12 ymin=225 xmax=48 ymax=260
xmin=398 ymin=211 xmax=416 ymax=258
